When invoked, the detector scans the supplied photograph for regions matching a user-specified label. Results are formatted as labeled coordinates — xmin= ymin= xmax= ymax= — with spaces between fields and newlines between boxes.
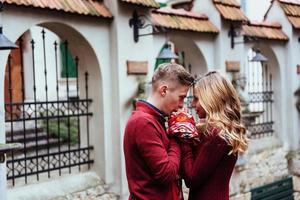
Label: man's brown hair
xmin=152 ymin=63 xmax=194 ymax=89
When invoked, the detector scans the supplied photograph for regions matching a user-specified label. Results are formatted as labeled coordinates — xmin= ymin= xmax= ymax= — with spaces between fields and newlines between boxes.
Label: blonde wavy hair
xmin=194 ymin=71 xmax=249 ymax=155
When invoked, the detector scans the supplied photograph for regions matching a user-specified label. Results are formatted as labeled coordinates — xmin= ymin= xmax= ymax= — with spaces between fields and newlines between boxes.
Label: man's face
xmin=161 ymin=83 xmax=190 ymax=116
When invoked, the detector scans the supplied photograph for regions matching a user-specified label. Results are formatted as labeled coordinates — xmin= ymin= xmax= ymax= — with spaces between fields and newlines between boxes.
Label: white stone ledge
xmin=248 ymin=135 xmax=282 ymax=154
xmin=7 ymin=171 xmax=104 ymax=200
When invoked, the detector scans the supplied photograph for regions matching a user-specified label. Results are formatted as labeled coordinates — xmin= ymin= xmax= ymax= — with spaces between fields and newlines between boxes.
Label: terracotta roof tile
xmin=242 ymin=22 xmax=289 ymax=41
xmin=3 ymin=0 xmax=113 ymax=18
xmin=287 ymin=16 xmax=300 ymax=28
xmin=151 ymin=8 xmax=219 ymax=34
xmin=121 ymin=0 xmax=160 ymax=8
xmin=213 ymin=0 xmax=248 ymax=22
xmin=214 ymin=4 xmax=248 ymax=22
xmin=250 ymin=21 xmax=282 ymax=27
xmin=84 ymin=0 xmax=100 ymax=15
xmin=154 ymin=7 xmax=208 ymax=19
xmin=277 ymin=0 xmax=300 ymax=28
xmin=213 ymin=0 xmax=240 ymax=7
xmin=280 ymin=2 xmax=300 ymax=16
xmin=279 ymin=0 xmax=300 ymax=5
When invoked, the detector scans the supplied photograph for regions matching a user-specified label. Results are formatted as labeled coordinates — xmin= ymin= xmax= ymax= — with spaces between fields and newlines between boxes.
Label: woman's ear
xmin=159 ymin=85 xmax=168 ymax=97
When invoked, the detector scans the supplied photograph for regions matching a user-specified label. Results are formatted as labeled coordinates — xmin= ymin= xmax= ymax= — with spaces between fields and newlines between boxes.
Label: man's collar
xmin=139 ymin=100 xmax=168 ymax=118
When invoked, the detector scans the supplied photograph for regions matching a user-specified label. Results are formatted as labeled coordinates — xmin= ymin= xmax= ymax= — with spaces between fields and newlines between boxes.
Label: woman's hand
xmin=167 ymin=109 xmax=200 ymax=144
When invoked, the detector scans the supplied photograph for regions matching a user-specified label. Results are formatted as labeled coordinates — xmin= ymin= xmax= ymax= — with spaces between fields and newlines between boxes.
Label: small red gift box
xmin=168 ymin=109 xmax=200 ymax=144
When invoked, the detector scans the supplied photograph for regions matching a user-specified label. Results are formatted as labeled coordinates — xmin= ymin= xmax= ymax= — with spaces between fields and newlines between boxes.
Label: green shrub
xmin=42 ymin=117 xmax=79 ymax=145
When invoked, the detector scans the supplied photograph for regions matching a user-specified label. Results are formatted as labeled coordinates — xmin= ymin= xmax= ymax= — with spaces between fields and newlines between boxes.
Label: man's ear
xmin=159 ymin=85 xmax=168 ymax=97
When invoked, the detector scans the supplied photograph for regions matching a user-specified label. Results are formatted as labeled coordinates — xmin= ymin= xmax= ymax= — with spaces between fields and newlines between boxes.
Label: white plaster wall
xmin=192 ymin=0 xmax=221 ymax=29
xmin=102 ymin=1 xmax=159 ymax=198
xmin=192 ymin=0 xmax=223 ymax=71
xmin=288 ymin=31 xmax=300 ymax=149
xmin=0 ymin=9 xmax=7 ymax=194
xmin=243 ymin=0 xmax=271 ymax=21
xmin=193 ymin=0 xmax=245 ymax=74
xmin=261 ymin=43 xmax=286 ymax=147
xmin=0 ymin=16 xmax=15 ymax=200
xmin=192 ymin=34 xmax=216 ymax=71
xmin=221 ymin=22 xmax=245 ymax=72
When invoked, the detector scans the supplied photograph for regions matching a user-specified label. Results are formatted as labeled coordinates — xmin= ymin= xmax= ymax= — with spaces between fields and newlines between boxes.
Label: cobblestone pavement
xmin=52 ymin=184 xmax=119 ymax=200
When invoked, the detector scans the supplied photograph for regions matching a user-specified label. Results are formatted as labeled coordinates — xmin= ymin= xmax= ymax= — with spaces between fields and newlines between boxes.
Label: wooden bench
xmin=251 ymin=177 xmax=294 ymax=200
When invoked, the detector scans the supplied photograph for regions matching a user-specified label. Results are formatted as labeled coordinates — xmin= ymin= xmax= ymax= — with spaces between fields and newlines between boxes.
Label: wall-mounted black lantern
xmin=129 ymin=10 xmax=164 ymax=43
xmin=228 ymin=24 xmax=243 ymax=49
xmin=228 ymin=23 xmax=268 ymax=64
xmin=228 ymin=23 xmax=260 ymax=50
xmin=0 ymin=27 xmax=17 ymax=50
xmin=250 ymin=49 xmax=267 ymax=63
xmin=0 ymin=1 xmax=18 ymax=50
xmin=156 ymin=43 xmax=178 ymax=60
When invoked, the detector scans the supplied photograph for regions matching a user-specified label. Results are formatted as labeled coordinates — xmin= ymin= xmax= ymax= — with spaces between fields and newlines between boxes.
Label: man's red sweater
xmin=181 ymin=129 xmax=237 ymax=200
xmin=123 ymin=101 xmax=182 ymax=200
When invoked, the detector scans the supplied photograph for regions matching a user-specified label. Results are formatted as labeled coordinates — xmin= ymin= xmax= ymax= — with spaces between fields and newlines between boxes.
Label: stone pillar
xmin=0 ymin=50 xmax=9 ymax=199
xmin=287 ymin=150 xmax=300 ymax=198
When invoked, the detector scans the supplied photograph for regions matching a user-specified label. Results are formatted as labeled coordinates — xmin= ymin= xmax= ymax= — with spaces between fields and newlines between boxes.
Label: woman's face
xmin=191 ymin=87 xmax=207 ymax=119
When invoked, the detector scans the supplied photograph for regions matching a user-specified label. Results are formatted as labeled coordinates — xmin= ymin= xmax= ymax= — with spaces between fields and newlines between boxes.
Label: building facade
xmin=0 ymin=0 xmax=299 ymax=199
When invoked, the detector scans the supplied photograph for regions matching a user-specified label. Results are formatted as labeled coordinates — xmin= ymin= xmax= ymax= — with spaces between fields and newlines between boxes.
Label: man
xmin=124 ymin=63 xmax=194 ymax=200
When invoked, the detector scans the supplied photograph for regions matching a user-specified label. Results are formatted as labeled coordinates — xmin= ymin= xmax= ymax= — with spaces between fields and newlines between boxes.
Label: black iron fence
xmin=5 ymin=29 xmax=93 ymax=186
xmin=246 ymin=57 xmax=274 ymax=138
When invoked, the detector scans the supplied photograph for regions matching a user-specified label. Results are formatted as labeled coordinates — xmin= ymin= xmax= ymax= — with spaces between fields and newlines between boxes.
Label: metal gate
xmin=246 ymin=50 xmax=274 ymax=138
xmin=5 ymin=29 xmax=94 ymax=186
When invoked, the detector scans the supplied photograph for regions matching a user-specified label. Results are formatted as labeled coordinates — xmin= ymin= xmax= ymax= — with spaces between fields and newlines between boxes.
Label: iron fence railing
xmin=246 ymin=50 xmax=274 ymax=138
xmin=5 ymin=32 xmax=93 ymax=186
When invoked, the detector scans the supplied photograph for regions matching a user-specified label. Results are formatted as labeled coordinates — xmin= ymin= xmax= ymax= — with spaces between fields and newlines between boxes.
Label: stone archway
xmin=243 ymin=44 xmax=281 ymax=141
xmin=2 ymin=22 xmax=106 ymax=188
xmin=170 ymin=35 xmax=208 ymax=77
xmin=154 ymin=35 xmax=208 ymax=116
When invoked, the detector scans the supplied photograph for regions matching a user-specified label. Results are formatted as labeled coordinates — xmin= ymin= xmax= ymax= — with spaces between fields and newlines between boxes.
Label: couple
xmin=123 ymin=63 xmax=248 ymax=200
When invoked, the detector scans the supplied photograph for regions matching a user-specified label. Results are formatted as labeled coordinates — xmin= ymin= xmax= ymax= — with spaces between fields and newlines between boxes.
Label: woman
xmin=169 ymin=71 xmax=248 ymax=200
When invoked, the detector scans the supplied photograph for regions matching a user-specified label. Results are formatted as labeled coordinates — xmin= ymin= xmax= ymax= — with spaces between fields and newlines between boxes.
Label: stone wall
xmin=288 ymin=150 xmax=300 ymax=199
xmin=232 ymin=146 xmax=289 ymax=193
xmin=53 ymin=184 xmax=119 ymax=200
xmin=230 ymin=145 xmax=290 ymax=199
